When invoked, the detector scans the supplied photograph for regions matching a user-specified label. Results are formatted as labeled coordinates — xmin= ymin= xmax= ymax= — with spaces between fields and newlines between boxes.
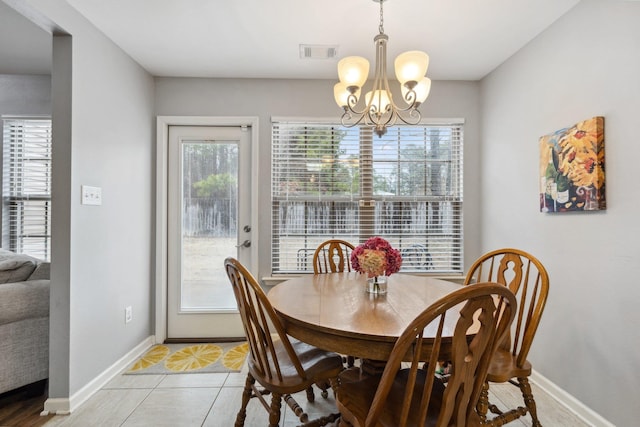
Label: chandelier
xmin=333 ymin=0 xmax=431 ymax=137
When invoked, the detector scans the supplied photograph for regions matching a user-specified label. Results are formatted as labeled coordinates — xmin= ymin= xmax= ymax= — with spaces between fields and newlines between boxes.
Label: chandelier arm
xmin=393 ymin=108 xmax=423 ymax=126
xmin=376 ymin=108 xmax=396 ymax=127
xmin=335 ymin=0 xmax=429 ymax=137
xmin=393 ymin=89 xmax=420 ymax=112
xmin=345 ymin=93 xmax=369 ymax=117
xmin=341 ymin=109 xmax=370 ymax=128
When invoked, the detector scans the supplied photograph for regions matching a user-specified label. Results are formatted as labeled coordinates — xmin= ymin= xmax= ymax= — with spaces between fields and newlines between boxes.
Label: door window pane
xmin=181 ymin=142 xmax=238 ymax=310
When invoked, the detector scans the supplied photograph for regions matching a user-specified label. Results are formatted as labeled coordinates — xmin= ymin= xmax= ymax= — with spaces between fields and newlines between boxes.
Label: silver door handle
xmin=236 ymin=239 xmax=251 ymax=248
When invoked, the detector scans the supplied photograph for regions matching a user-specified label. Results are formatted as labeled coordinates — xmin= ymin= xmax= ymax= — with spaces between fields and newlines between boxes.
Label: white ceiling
xmin=2 ymin=0 xmax=581 ymax=80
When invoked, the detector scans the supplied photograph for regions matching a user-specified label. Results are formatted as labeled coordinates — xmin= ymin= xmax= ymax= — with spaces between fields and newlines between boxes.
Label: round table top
xmin=268 ymin=272 xmax=463 ymax=360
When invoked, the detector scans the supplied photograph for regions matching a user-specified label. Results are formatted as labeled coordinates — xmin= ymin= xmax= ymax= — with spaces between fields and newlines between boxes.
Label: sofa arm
xmin=28 ymin=262 xmax=50 ymax=281
xmin=0 ymin=280 xmax=49 ymax=326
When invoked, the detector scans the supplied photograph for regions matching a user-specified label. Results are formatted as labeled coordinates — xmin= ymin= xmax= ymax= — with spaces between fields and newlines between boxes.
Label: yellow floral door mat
xmin=125 ymin=342 xmax=248 ymax=375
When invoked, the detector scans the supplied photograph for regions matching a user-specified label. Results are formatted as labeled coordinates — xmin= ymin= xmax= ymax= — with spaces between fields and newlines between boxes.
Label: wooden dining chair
xmin=313 ymin=239 xmax=355 ymax=274
xmin=224 ymin=257 xmax=344 ymax=427
xmin=464 ymin=248 xmax=550 ymax=427
xmin=335 ymin=283 xmax=517 ymax=427
xmin=313 ymin=239 xmax=359 ymax=369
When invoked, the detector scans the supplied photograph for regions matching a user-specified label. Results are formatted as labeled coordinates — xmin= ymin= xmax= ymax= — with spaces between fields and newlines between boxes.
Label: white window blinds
xmin=271 ymin=120 xmax=463 ymax=274
xmin=2 ymin=118 xmax=52 ymax=261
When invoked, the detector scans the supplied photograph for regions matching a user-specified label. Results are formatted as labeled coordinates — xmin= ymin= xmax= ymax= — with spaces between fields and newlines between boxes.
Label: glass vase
xmin=366 ymin=275 xmax=387 ymax=295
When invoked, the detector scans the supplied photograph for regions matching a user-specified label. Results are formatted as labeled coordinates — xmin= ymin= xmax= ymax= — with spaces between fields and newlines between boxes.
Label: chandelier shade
xmin=334 ymin=0 xmax=431 ymax=137
xmin=365 ymin=90 xmax=392 ymax=112
xmin=395 ymin=51 xmax=429 ymax=85
xmin=337 ymin=56 xmax=370 ymax=88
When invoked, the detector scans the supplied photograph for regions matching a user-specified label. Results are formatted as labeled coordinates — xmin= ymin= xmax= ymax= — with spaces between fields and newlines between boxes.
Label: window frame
xmin=271 ymin=118 xmax=463 ymax=275
xmin=1 ymin=116 xmax=52 ymax=261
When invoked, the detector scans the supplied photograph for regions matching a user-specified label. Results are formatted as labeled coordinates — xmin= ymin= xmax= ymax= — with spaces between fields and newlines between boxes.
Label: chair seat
xmin=337 ymin=369 xmax=484 ymax=427
xmin=486 ymin=349 xmax=532 ymax=383
xmin=248 ymin=337 xmax=343 ymax=395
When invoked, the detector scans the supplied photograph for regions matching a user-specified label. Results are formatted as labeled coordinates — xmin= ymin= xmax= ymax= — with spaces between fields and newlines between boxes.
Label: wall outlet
xmin=125 ymin=306 xmax=132 ymax=324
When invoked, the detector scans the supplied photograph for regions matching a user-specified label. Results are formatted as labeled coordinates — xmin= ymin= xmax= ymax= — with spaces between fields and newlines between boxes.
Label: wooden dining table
xmin=268 ymin=272 xmax=465 ymax=363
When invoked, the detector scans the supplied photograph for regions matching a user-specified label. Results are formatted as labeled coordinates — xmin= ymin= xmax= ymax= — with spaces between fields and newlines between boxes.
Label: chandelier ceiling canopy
xmin=334 ymin=0 xmax=431 ymax=137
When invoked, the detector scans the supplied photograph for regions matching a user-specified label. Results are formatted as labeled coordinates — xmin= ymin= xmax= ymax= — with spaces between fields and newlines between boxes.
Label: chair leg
xmin=235 ymin=373 xmax=255 ymax=427
xmin=306 ymin=386 xmax=316 ymax=402
xmin=316 ymin=380 xmax=332 ymax=398
xmin=476 ymin=380 xmax=490 ymax=423
xmin=519 ymin=377 xmax=542 ymax=427
xmin=269 ymin=392 xmax=284 ymax=427
xmin=284 ymin=393 xmax=309 ymax=424
xmin=477 ymin=380 xmax=528 ymax=427
xmin=346 ymin=355 xmax=356 ymax=368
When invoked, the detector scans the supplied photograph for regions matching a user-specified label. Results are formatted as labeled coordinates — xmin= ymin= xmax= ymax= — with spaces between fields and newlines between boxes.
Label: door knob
xmin=243 ymin=225 xmax=251 ymax=232
xmin=236 ymin=239 xmax=251 ymax=248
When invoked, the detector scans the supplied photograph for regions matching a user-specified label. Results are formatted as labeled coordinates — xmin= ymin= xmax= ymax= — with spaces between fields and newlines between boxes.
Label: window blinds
xmin=2 ymin=118 xmax=52 ymax=261
xmin=271 ymin=121 xmax=463 ymax=274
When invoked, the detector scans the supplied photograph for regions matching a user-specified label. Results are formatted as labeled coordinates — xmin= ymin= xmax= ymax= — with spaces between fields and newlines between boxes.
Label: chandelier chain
xmin=378 ymin=0 xmax=385 ymax=35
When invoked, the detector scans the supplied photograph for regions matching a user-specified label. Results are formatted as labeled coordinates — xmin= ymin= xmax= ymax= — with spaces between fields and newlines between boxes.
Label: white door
xmin=167 ymin=125 xmax=251 ymax=339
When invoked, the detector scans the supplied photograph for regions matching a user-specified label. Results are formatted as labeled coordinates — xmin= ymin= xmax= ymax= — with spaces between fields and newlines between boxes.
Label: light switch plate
xmin=81 ymin=185 xmax=102 ymax=205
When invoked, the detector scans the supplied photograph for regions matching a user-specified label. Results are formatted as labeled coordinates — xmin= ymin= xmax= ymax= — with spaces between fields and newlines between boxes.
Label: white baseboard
xmin=530 ymin=370 xmax=614 ymax=427
xmin=42 ymin=335 xmax=155 ymax=415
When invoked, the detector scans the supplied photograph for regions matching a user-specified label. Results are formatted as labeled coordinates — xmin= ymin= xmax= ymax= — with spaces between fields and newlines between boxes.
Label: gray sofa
xmin=0 ymin=248 xmax=50 ymax=394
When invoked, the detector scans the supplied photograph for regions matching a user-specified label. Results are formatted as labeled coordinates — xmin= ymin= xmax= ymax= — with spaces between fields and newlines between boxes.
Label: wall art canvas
xmin=539 ymin=116 xmax=605 ymax=213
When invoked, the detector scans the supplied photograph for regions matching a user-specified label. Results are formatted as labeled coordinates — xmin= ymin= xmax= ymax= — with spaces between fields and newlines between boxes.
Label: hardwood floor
xmin=0 ymin=381 xmax=55 ymax=427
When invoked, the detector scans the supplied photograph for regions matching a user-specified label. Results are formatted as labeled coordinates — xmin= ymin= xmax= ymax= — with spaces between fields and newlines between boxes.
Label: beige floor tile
xmin=202 ymin=387 xmax=265 ymax=427
xmin=157 ymin=373 xmax=229 ymax=388
xmin=122 ymin=387 xmax=220 ymax=427
xmin=224 ymin=371 xmax=249 ymax=387
xmin=43 ymin=389 xmax=152 ymax=427
xmin=103 ymin=374 xmax=166 ymax=389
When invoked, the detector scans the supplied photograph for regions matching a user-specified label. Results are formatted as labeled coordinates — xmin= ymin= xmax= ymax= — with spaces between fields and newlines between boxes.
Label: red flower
xmin=350 ymin=237 xmax=402 ymax=276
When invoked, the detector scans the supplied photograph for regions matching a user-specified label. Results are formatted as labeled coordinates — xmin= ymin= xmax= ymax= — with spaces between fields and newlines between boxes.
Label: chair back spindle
xmin=225 ymin=258 xmax=306 ymax=383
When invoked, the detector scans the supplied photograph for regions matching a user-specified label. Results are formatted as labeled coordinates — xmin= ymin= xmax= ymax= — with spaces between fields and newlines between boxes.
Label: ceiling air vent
xmin=299 ymin=44 xmax=339 ymax=60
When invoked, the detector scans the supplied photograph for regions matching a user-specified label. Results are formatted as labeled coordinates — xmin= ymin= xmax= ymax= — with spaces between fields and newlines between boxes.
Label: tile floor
xmin=42 ymin=362 xmax=591 ymax=427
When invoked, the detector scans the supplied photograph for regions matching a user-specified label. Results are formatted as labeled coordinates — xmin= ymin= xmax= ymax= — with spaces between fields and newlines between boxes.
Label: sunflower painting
xmin=539 ymin=116 xmax=605 ymax=213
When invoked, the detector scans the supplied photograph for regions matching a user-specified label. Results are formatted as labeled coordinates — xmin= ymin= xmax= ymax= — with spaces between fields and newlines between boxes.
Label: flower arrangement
xmin=350 ymin=237 xmax=402 ymax=278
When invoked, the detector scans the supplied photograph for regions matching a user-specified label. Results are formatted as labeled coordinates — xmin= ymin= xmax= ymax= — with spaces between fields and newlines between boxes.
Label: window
xmin=271 ymin=120 xmax=463 ymax=274
xmin=2 ymin=118 xmax=52 ymax=261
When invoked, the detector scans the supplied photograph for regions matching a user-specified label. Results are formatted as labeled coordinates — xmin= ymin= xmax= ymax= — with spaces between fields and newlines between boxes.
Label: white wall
xmin=480 ymin=0 xmax=640 ymax=425
xmin=0 ymin=74 xmax=50 ymax=115
xmin=9 ymin=0 xmax=156 ymax=401
xmin=155 ymin=78 xmax=483 ymax=280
